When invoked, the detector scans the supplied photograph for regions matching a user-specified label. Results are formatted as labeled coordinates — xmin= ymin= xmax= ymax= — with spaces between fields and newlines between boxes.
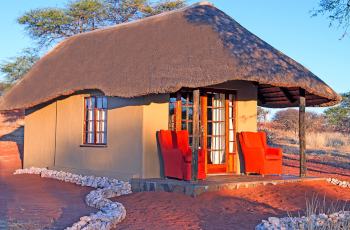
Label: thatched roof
xmin=0 ymin=1 xmax=341 ymax=111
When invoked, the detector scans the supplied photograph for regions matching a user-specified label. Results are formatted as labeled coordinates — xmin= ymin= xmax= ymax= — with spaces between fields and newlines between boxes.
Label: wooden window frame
xmin=83 ymin=95 xmax=107 ymax=146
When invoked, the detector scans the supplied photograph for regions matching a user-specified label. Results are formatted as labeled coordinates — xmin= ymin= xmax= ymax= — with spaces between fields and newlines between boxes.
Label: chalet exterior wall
xmin=24 ymin=81 xmax=257 ymax=181
xmin=24 ymin=90 xmax=168 ymax=181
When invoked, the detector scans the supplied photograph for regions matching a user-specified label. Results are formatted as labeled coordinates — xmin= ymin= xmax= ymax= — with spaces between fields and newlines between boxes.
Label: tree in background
xmin=17 ymin=0 xmax=187 ymax=47
xmin=324 ymin=92 xmax=350 ymax=130
xmin=0 ymin=0 xmax=186 ymax=96
xmin=257 ymin=107 xmax=270 ymax=123
xmin=0 ymin=48 xmax=40 ymax=96
xmin=272 ymin=109 xmax=326 ymax=135
xmin=272 ymin=109 xmax=299 ymax=135
xmin=311 ymin=0 xmax=350 ymax=39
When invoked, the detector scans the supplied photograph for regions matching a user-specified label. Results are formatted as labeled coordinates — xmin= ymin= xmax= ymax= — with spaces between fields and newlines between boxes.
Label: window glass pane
xmin=102 ymin=109 xmax=107 ymax=120
xmin=102 ymin=132 xmax=107 ymax=143
xmin=229 ymin=130 xmax=234 ymax=142
xmin=229 ymin=94 xmax=233 ymax=105
xmin=96 ymin=132 xmax=101 ymax=143
xmin=189 ymin=92 xmax=193 ymax=105
xmin=89 ymin=121 xmax=94 ymax=132
xmin=207 ymin=108 xmax=212 ymax=121
xmin=207 ymin=150 xmax=212 ymax=164
xmin=181 ymin=121 xmax=186 ymax=130
xmin=102 ymin=121 xmax=107 ymax=131
xmin=189 ymin=137 xmax=193 ymax=148
xmin=89 ymin=132 xmax=94 ymax=143
xmin=89 ymin=110 xmax=95 ymax=121
xmin=181 ymin=107 xmax=187 ymax=120
xmin=97 ymin=97 xmax=102 ymax=108
xmin=85 ymin=133 xmax=89 ymax=143
xmin=207 ymin=122 xmax=212 ymax=135
xmin=188 ymin=106 xmax=193 ymax=120
xmin=188 ymin=122 xmax=193 ymax=135
xmin=207 ymin=94 xmax=213 ymax=106
xmin=229 ymin=142 xmax=234 ymax=153
xmin=85 ymin=98 xmax=89 ymax=109
xmin=103 ymin=97 xmax=107 ymax=108
xmin=97 ymin=121 xmax=101 ymax=131
xmin=221 ymin=151 xmax=226 ymax=164
xmin=207 ymin=137 xmax=212 ymax=149
xmin=85 ymin=121 xmax=89 ymax=132
xmin=96 ymin=110 xmax=101 ymax=120
xmin=90 ymin=98 xmax=95 ymax=109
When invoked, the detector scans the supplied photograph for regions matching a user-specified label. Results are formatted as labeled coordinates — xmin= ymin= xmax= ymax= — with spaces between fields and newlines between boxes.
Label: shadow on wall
xmin=236 ymin=132 xmax=245 ymax=174
xmin=0 ymin=127 xmax=24 ymax=168
xmin=156 ymin=131 xmax=165 ymax=178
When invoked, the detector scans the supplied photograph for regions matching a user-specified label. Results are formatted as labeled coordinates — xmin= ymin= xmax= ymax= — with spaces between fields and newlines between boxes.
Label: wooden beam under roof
xmin=280 ymin=87 xmax=297 ymax=103
xmin=258 ymin=89 xmax=267 ymax=105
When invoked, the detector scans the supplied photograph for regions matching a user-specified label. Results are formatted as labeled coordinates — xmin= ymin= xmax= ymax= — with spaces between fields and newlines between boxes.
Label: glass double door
xmin=169 ymin=88 xmax=236 ymax=174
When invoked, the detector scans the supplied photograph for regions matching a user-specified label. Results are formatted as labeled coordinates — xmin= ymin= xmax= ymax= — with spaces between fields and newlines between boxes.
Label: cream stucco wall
xmin=54 ymin=92 xmax=144 ymax=181
xmin=24 ymin=102 xmax=56 ymax=169
xmin=24 ymin=90 xmax=169 ymax=181
xmin=142 ymin=94 xmax=169 ymax=178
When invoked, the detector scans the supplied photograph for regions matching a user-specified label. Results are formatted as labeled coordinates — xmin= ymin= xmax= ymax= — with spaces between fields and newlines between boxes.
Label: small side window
xmin=83 ymin=96 xmax=107 ymax=145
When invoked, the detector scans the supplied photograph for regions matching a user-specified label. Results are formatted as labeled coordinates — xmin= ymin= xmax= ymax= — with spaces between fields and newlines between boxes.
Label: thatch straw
xmin=0 ymin=1 xmax=341 ymax=111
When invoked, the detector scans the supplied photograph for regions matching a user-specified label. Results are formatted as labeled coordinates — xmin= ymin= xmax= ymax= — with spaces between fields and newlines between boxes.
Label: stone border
xmin=14 ymin=167 xmax=131 ymax=230
xmin=256 ymin=178 xmax=350 ymax=229
xmin=256 ymin=211 xmax=350 ymax=229
xmin=326 ymin=178 xmax=350 ymax=188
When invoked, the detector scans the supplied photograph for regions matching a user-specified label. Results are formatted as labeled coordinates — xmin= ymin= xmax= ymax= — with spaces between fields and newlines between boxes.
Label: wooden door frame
xmin=170 ymin=88 xmax=237 ymax=174
xmin=201 ymin=88 xmax=236 ymax=173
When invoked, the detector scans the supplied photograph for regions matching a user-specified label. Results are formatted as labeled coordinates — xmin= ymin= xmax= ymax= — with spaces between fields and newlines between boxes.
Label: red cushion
xmin=265 ymin=154 xmax=282 ymax=160
xmin=183 ymin=154 xmax=204 ymax=163
xmin=160 ymin=130 xmax=178 ymax=149
xmin=177 ymin=130 xmax=190 ymax=155
xmin=242 ymin=132 xmax=264 ymax=149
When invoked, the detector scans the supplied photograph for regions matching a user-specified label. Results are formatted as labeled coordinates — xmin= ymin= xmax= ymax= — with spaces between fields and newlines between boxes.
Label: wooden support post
xmin=191 ymin=88 xmax=200 ymax=184
xmin=299 ymin=88 xmax=306 ymax=178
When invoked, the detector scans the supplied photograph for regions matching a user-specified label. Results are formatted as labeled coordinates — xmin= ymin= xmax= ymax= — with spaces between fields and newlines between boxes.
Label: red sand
xmin=1 ymin=125 xmax=350 ymax=229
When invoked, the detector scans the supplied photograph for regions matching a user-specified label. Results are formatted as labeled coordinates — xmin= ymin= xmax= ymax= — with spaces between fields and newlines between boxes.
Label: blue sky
xmin=1 ymin=0 xmax=349 ymax=116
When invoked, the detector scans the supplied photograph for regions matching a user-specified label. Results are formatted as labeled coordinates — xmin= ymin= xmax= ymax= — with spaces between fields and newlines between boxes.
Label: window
xmin=84 ymin=96 xmax=107 ymax=145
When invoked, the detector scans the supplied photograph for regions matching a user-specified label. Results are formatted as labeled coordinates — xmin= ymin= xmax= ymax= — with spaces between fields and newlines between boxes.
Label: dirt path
xmin=0 ymin=141 xmax=97 ymax=229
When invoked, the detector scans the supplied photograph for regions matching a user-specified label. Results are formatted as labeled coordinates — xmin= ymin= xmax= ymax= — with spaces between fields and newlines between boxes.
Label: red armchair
xmin=158 ymin=130 xmax=206 ymax=180
xmin=239 ymin=131 xmax=282 ymax=176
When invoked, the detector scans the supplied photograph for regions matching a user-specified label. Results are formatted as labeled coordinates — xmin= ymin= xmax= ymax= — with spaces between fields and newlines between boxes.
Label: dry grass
xmin=258 ymin=125 xmax=350 ymax=149
xmin=284 ymin=194 xmax=350 ymax=230
xmin=258 ymin=123 xmax=350 ymax=170
xmin=0 ymin=220 xmax=30 ymax=230
xmin=306 ymin=132 xmax=350 ymax=149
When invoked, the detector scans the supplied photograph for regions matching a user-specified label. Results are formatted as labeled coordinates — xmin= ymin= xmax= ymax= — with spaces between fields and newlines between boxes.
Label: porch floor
xmin=130 ymin=174 xmax=325 ymax=197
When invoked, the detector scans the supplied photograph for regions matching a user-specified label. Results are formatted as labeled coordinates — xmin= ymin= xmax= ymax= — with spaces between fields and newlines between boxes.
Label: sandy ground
xmin=0 ymin=114 xmax=349 ymax=229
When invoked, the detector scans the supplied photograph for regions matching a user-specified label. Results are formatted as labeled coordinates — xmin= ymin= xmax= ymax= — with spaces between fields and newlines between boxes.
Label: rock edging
xmin=256 ymin=178 xmax=350 ymax=230
xmin=326 ymin=178 xmax=350 ymax=188
xmin=256 ymin=211 xmax=350 ymax=230
xmin=14 ymin=167 xmax=131 ymax=230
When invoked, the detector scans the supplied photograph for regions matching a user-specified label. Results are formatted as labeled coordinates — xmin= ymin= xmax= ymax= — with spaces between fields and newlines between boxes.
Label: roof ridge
xmin=65 ymin=1 xmax=215 ymax=39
